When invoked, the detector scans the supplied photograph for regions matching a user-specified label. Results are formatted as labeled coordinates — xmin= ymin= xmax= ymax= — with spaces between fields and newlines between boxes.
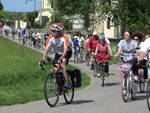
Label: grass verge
xmin=0 ymin=36 xmax=91 ymax=106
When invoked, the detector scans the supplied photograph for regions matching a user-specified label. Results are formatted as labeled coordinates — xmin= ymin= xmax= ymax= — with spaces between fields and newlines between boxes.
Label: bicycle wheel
xmin=147 ymin=80 xmax=150 ymax=111
xmin=63 ymin=74 xmax=74 ymax=104
xmin=44 ymin=73 xmax=59 ymax=107
xmin=139 ymin=77 xmax=145 ymax=93
xmin=121 ymin=73 xmax=130 ymax=102
xmin=131 ymin=81 xmax=138 ymax=100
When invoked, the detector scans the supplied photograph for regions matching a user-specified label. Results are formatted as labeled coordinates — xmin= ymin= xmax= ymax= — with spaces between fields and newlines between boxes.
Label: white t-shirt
xmin=105 ymin=37 xmax=110 ymax=44
xmin=36 ymin=32 xmax=41 ymax=40
xmin=140 ymin=38 xmax=150 ymax=52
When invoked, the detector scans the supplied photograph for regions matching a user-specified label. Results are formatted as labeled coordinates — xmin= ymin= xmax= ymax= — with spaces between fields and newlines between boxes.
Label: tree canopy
xmin=26 ymin=11 xmax=38 ymax=27
xmin=48 ymin=0 xmax=95 ymax=29
xmin=97 ymin=0 xmax=150 ymax=33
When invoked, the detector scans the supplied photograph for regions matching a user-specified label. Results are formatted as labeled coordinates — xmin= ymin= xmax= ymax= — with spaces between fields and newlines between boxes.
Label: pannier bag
xmin=67 ymin=69 xmax=82 ymax=88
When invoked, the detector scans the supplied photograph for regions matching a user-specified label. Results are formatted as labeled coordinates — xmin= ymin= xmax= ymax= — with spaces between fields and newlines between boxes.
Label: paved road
xmin=0 ymin=35 xmax=149 ymax=113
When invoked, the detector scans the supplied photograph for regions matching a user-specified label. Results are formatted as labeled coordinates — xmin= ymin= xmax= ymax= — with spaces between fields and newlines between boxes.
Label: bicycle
xmin=40 ymin=58 xmax=74 ymax=107
xmin=136 ymin=64 xmax=146 ymax=93
xmin=93 ymin=54 xmax=110 ymax=87
xmin=117 ymin=55 xmax=138 ymax=102
xmin=85 ymin=50 xmax=94 ymax=66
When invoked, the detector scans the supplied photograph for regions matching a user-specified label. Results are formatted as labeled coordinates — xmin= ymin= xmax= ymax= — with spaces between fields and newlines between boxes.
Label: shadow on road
xmin=72 ymin=99 xmax=94 ymax=105
xmin=104 ymin=82 xmax=120 ymax=87
xmin=58 ymin=100 xmax=94 ymax=107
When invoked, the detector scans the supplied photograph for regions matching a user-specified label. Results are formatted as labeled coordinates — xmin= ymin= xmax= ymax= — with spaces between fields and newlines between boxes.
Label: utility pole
xmin=117 ymin=0 xmax=120 ymax=47
xmin=52 ymin=0 xmax=56 ymax=23
xmin=40 ymin=0 xmax=42 ymax=27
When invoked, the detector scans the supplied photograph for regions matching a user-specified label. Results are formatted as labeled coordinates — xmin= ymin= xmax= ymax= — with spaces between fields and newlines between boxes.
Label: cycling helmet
xmin=99 ymin=36 xmax=105 ymax=40
xmin=51 ymin=23 xmax=64 ymax=32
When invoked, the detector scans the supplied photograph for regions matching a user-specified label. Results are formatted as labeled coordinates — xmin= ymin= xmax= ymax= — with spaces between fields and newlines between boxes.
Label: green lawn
xmin=0 ymin=37 xmax=91 ymax=106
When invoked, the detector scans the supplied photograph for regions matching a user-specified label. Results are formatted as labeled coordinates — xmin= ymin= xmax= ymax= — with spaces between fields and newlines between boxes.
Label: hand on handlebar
xmin=114 ymin=54 xmax=119 ymax=58
xmin=40 ymin=60 xmax=45 ymax=66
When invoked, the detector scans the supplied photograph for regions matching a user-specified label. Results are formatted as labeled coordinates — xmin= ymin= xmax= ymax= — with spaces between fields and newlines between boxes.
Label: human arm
xmin=108 ymin=45 xmax=113 ymax=56
xmin=114 ymin=47 xmax=122 ymax=57
xmin=94 ymin=47 xmax=99 ymax=56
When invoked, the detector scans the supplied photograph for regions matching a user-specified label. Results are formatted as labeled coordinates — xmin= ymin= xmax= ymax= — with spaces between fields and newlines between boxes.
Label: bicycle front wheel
xmin=63 ymin=74 xmax=74 ymax=104
xmin=121 ymin=73 xmax=130 ymax=102
xmin=44 ymin=73 xmax=59 ymax=107
xmin=147 ymin=80 xmax=150 ymax=111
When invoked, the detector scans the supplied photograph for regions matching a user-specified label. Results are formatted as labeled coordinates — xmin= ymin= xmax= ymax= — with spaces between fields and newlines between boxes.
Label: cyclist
xmin=133 ymin=33 xmax=147 ymax=80
xmin=138 ymin=33 xmax=150 ymax=79
xmin=72 ymin=36 xmax=80 ymax=58
xmin=11 ymin=27 xmax=16 ymax=40
xmin=94 ymin=36 xmax=112 ymax=77
xmin=87 ymin=31 xmax=99 ymax=70
xmin=101 ymin=33 xmax=110 ymax=44
xmin=41 ymin=23 xmax=72 ymax=88
xmin=114 ymin=30 xmax=138 ymax=80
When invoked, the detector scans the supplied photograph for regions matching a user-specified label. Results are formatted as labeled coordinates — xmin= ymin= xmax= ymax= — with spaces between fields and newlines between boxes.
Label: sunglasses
xmin=134 ymin=38 xmax=139 ymax=41
xmin=52 ymin=30 xmax=57 ymax=33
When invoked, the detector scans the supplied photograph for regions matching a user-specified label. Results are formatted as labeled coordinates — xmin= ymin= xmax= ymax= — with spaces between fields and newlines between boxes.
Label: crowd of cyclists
xmin=1 ymin=23 xmax=150 ymax=85
xmin=1 ymin=23 xmax=150 ymax=108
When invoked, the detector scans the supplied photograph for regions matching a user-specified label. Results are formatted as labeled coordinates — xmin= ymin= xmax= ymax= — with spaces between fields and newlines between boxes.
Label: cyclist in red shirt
xmin=94 ymin=36 xmax=112 ymax=77
xmin=87 ymin=31 xmax=99 ymax=69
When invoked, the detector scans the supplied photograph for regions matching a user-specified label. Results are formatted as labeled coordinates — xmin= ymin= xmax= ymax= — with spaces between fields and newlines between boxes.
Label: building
xmin=35 ymin=0 xmax=52 ymax=26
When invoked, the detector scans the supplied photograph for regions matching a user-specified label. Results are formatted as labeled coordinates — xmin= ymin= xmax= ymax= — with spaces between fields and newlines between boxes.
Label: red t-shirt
xmin=87 ymin=36 xmax=99 ymax=51
xmin=96 ymin=42 xmax=111 ymax=62
xmin=97 ymin=42 xmax=109 ymax=56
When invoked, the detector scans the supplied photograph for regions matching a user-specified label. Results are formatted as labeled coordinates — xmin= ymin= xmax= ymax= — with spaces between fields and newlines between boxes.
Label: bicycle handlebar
xmin=39 ymin=58 xmax=61 ymax=71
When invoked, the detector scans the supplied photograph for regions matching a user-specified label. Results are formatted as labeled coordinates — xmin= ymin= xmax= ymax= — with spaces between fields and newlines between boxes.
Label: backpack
xmin=68 ymin=69 xmax=82 ymax=88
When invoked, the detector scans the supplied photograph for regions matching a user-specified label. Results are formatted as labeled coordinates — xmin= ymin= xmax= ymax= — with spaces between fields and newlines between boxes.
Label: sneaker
xmin=96 ymin=73 xmax=101 ymax=77
xmin=64 ymin=81 xmax=71 ymax=89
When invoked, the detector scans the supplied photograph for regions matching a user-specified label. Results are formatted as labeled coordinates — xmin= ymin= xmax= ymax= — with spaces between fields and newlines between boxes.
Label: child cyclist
xmin=94 ymin=36 xmax=113 ymax=77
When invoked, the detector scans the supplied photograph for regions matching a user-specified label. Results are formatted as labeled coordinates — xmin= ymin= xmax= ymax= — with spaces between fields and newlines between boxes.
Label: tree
xmin=26 ymin=11 xmax=38 ymax=27
xmin=0 ymin=0 xmax=3 ymax=10
xmin=48 ymin=0 xmax=95 ymax=30
xmin=98 ymin=0 xmax=150 ymax=34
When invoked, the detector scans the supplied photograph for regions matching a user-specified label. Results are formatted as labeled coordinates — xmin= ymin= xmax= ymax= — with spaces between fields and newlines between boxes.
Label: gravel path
xmin=0 ymin=35 xmax=149 ymax=113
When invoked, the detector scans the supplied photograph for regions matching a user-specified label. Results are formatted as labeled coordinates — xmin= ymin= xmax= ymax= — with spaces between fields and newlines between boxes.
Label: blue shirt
xmin=73 ymin=40 xmax=79 ymax=46
xmin=22 ymin=29 xmax=26 ymax=36
xmin=44 ymin=33 xmax=50 ymax=41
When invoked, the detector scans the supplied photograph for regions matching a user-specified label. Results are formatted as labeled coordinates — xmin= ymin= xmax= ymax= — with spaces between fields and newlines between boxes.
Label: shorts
xmin=54 ymin=50 xmax=72 ymax=65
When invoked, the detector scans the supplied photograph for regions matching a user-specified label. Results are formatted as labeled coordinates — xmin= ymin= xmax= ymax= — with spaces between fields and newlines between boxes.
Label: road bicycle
xmin=93 ymin=54 xmax=110 ymax=87
xmin=40 ymin=58 xmax=74 ymax=107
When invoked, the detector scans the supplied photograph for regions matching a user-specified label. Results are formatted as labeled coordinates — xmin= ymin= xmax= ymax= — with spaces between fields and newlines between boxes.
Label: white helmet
xmin=74 ymin=36 xmax=78 ymax=39
xmin=93 ymin=31 xmax=97 ymax=35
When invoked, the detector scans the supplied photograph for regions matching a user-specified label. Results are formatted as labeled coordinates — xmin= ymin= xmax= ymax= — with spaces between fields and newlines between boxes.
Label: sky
xmin=1 ymin=0 xmax=41 ymax=12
